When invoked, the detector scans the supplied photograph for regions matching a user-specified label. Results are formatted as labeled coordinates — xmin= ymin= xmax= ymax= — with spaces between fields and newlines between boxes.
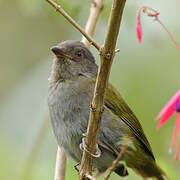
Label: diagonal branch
xmin=49 ymin=1 xmax=104 ymax=180
xmin=103 ymin=144 xmax=128 ymax=180
xmin=82 ymin=0 xmax=104 ymax=47
xmin=79 ymin=0 xmax=126 ymax=179
xmin=46 ymin=0 xmax=100 ymax=51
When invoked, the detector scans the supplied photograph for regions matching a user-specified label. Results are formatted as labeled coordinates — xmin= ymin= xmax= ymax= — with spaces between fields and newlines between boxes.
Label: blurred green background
xmin=0 ymin=0 xmax=180 ymax=179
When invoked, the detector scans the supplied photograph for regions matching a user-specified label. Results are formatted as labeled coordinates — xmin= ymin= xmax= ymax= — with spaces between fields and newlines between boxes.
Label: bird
xmin=48 ymin=40 xmax=168 ymax=180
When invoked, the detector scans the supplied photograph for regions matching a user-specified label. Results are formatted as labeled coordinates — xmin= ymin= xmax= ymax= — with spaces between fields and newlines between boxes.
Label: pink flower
xmin=136 ymin=6 xmax=160 ymax=44
xmin=136 ymin=7 xmax=142 ymax=43
xmin=157 ymin=89 xmax=180 ymax=160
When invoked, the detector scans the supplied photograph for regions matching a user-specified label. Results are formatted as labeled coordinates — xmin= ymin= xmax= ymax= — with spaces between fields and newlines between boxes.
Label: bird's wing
xmin=104 ymin=83 xmax=155 ymax=160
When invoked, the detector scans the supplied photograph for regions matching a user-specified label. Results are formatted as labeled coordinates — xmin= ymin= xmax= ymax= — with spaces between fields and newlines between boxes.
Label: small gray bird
xmin=48 ymin=40 xmax=168 ymax=179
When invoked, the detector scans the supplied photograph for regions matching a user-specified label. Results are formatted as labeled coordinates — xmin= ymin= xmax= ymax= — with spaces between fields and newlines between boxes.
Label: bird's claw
xmin=80 ymin=134 xmax=101 ymax=158
xmin=85 ymin=173 xmax=97 ymax=180
xmin=74 ymin=163 xmax=80 ymax=172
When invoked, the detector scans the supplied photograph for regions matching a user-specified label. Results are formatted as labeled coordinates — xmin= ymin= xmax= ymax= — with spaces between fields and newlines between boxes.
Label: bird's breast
xmin=48 ymin=79 xmax=93 ymax=149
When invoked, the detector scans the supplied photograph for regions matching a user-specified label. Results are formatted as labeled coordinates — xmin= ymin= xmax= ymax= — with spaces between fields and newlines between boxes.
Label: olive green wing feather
xmin=105 ymin=83 xmax=155 ymax=160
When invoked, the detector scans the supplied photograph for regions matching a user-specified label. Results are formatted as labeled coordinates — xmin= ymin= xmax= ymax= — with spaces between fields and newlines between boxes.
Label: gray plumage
xmin=48 ymin=40 xmax=168 ymax=179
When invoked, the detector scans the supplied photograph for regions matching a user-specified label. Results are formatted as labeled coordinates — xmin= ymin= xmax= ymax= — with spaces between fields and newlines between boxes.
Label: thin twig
xmin=79 ymin=0 xmax=126 ymax=179
xmin=46 ymin=0 xmax=100 ymax=51
xmin=156 ymin=18 xmax=180 ymax=51
xmin=103 ymin=144 xmax=128 ymax=180
xmin=54 ymin=147 xmax=67 ymax=180
xmin=81 ymin=0 xmax=104 ymax=47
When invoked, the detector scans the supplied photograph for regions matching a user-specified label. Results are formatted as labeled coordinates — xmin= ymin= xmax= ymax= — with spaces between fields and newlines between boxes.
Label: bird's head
xmin=50 ymin=40 xmax=97 ymax=82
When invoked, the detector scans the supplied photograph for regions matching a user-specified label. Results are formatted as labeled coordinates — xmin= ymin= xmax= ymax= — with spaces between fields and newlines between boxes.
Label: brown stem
xmin=46 ymin=0 xmax=100 ymax=51
xmin=51 ymin=0 xmax=104 ymax=179
xmin=79 ymin=0 xmax=126 ymax=179
xmin=103 ymin=144 xmax=128 ymax=180
xmin=81 ymin=0 xmax=104 ymax=47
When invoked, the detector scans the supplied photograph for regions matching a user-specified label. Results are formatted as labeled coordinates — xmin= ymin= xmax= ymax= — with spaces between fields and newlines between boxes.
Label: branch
xmin=103 ymin=144 xmax=128 ymax=180
xmin=46 ymin=0 xmax=100 ymax=51
xmin=51 ymin=0 xmax=104 ymax=180
xmin=81 ymin=0 xmax=104 ymax=47
xmin=54 ymin=147 xmax=67 ymax=180
xmin=79 ymin=0 xmax=126 ymax=179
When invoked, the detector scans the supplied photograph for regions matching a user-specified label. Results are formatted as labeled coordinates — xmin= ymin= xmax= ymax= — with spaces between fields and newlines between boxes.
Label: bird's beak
xmin=51 ymin=46 xmax=65 ymax=57
xmin=51 ymin=46 xmax=72 ymax=61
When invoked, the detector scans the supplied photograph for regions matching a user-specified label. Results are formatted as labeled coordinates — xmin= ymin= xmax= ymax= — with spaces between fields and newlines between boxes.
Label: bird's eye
xmin=77 ymin=52 xmax=82 ymax=57
xmin=74 ymin=48 xmax=84 ymax=61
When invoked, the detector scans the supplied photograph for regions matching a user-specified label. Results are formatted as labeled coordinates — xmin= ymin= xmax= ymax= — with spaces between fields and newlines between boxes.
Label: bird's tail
xmin=152 ymin=163 xmax=169 ymax=180
xmin=135 ymin=161 xmax=169 ymax=180
xmin=125 ymin=149 xmax=169 ymax=180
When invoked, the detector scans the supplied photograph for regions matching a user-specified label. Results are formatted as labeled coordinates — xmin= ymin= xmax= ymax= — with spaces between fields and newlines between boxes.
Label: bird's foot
xmin=74 ymin=163 xmax=80 ymax=172
xmin=80 ymin=134 xmax=101 ymax=158
xmin=84 ymin=173 xmax=97 ymax=180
